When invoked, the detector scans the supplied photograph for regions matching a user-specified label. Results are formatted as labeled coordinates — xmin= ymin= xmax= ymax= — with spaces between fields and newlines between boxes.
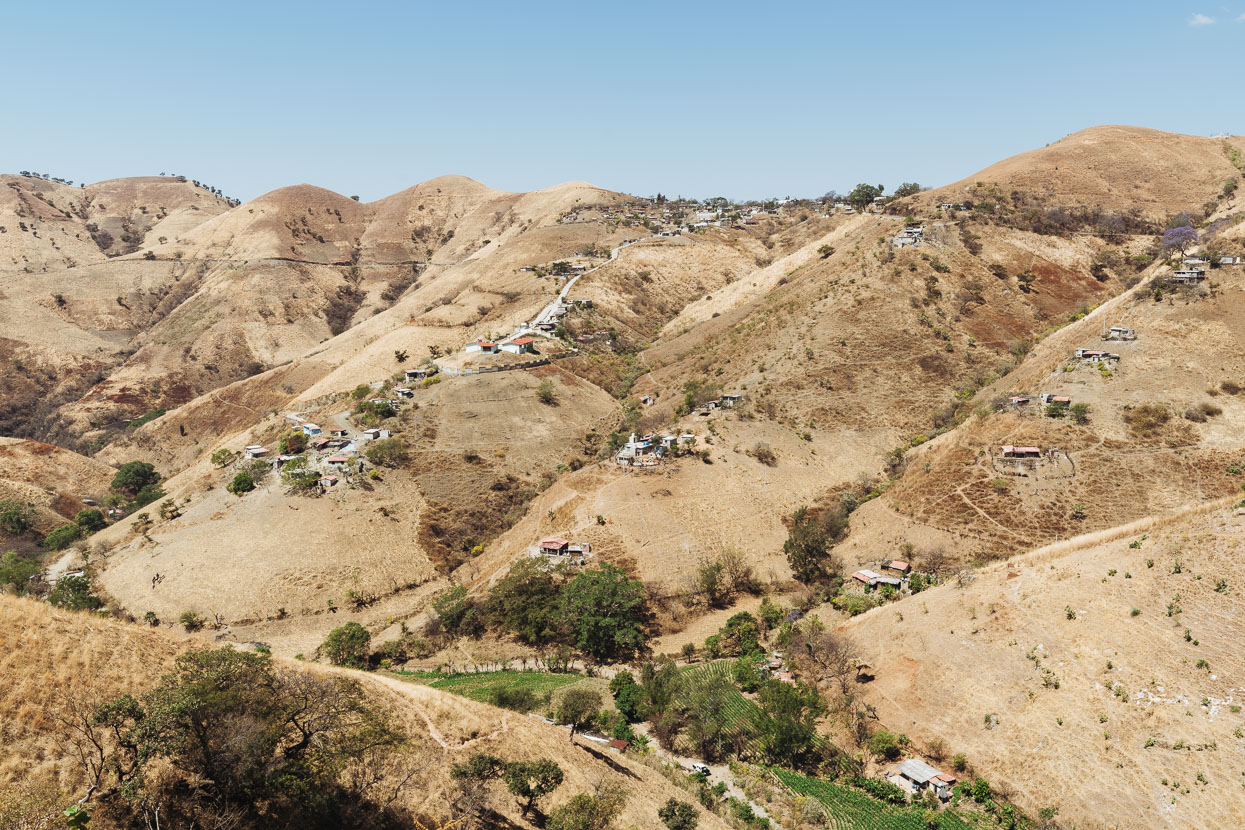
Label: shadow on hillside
xmin=577 ymin=743 xmax=640 ymax=780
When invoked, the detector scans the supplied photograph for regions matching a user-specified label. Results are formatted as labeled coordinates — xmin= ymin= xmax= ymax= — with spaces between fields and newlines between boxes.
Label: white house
xmin=362 ymin=428 xmax=391 ymax=440
xmin=465 ymin=340 xmax=499 ymax=355
xmin=1105 ymin=326 xmax=1136 ymax=341
xmin=499 ymin=337 xmax=537 ymax=355
xmin=890 ymin=759 xmax=957 ymax=801
xmin=300 ymin=423 xmax=322 ymax=436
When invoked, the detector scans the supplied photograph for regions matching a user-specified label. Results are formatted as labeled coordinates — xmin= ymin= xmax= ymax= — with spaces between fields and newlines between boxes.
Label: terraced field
xmin=771 ymin=768 xmax=974 ymax=830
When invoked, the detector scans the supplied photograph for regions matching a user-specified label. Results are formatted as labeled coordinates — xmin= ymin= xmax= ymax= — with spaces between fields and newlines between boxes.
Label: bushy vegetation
xmin=365 ymin=437 xmax=407 ymax=467
xmin=426 ymin=562 xmax=651 ymax=666
xmin=72 ymin=648 xmax=412 ymax=828
xmin=1122 ymin=403 xmax=1170 ymax=438
xmin=322 ymin=621 xmax=372 ymax=668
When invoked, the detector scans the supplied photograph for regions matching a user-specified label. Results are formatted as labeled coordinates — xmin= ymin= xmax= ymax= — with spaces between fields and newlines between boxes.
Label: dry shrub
xmin=749 ymin=442 xmax=777 ymax=467
xmin=1122 ymin=403 xmax=1170 ymax=438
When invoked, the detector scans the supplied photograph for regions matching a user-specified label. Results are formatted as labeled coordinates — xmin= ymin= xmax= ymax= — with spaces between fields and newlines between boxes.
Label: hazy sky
xmin=4 ymin=1 xmax=1242 ymax=202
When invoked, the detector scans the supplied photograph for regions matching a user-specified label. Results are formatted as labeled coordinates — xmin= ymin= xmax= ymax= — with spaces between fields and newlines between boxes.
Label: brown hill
xmin=843 ymin=500 xmax=1245 ymax=829
xmin=909 ymin=125 xmax=1244 ymax=219
xmin=837 ymin=236 xmax=1245 ymax=570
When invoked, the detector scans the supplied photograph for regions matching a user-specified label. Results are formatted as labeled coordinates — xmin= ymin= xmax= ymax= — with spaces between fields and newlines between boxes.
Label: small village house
xmin=318 ymin=475 xmax=339 ymax=489
xmin=1001 ymin=445 xmax=1042 ymax=459
xmin=300 ymin=423 xmax=322 ymax=436
xmin=1168 ymin=269 xmax=1206 ymax=285
xmin=720 ymin=393 xmax=743 ymax=408
xmin=363 ymin=428 xmax=391 ymax=440
xmin=465 ymin=340 xmax=499 ymax=355
xmin=882 ymin=560 xmax=911 ymax=576
xmin=326 ymin=455 xmax=350 ymax=467
xmin=244 ymin=445 xmax=268 ymax=459
xmin=1105 ymin=326 xmax=1136 ymax=341
xmin=499 ymin=337 xmax=537 ymax=355
xmin=889 ymin=759 xmax=957 ymax=801
xmin=329 ymin=428 xmax=349 ymax=438
xmin=404 ymin=367 xmax=436 ymax=381
xmin=1074 ymin=348 xmax=1118 ymax=363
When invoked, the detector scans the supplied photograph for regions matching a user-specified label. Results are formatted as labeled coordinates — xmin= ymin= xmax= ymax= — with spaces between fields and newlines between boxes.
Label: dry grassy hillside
xmin=0 ymin=173 xmax=635 ymax=445
xmin=92 ymin=362 xmax=620 ymax=656
xmin=0 ymin=438 xmax=115 ymax=538
xmin=909 ymin=125 xmax=1244 ymax=219
xmin=0 ymin=594 xmax=730 ymax=829
xmin=844 ymin=501 xmax=1245 ymax=829
xmin=0 ymin=174 xmax=231 ymax=273
xmin=845 ymin=250 xmax=1245 ymax=565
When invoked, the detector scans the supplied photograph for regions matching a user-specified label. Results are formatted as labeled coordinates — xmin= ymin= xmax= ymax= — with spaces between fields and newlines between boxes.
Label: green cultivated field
xmin=771 ymin=768 xmax=972 ymax=830
xmin=388 ymin=668 xmax=587 ymax=704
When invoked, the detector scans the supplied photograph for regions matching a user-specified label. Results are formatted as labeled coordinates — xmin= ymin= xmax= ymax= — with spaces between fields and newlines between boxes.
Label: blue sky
xmin=2 ymin=1 xmax=1242 ymax=202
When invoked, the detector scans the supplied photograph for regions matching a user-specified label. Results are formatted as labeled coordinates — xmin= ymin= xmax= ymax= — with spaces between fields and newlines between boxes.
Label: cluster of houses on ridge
xmin=1166 ymin=256 xmax=1241 ymax=287
xmin=1006 ymin=391 xmax=1075 ymax=415
xmin=615 ymin=432 xmax=698 ymax=467
xmin=240 ymin=419 xmax=393 ymax=492
xmin=465 ymin=337 xmax=539 ymax=355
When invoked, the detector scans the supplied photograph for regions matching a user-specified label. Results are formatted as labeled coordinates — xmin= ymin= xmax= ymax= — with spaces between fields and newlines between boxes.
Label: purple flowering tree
xmin=1162 ymin=225 xmax=1198 ymax=255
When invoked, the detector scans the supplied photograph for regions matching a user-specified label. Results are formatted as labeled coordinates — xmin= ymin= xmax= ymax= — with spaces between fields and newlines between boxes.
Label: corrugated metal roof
xmin=898 ymin=759 xmax=942 ymax=783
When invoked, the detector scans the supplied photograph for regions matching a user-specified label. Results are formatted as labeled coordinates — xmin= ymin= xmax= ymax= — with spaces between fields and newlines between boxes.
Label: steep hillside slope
xmin=0 ymin=175 xmax=632 ymax=445
xmin=837 ymin=252 xmax=1245 ymax=567
xmin=844 ymin=501 xmax=1245 ymax=829
xmin=0 ymin=595 xmax=731 ymax=829
xmin=0 ymin=438 xmax=116 ymax=540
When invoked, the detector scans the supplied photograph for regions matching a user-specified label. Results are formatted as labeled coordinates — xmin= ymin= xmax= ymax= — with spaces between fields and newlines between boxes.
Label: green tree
xmin=695 ymin=557 xmax=727 ymax=607
xmin=321 ymin=621 xmax=371 ymax=668
xmin=503 ymin=759 xmax=564 ymax=816
xmin=227 ymin=471 xmax=255 ymax=495
xmin=0 ymin=551 xmax=40 ymax=594
xmin=43 ymin=524 xmax=83 ymax=551
xmin=537 ymin=380 xmax=557 ymax=405
xmin=547 ymin=782 xmax=627 ymax=830
xmin=558 ymin=688 xmax=603 ymax=741
xmin=658 ymin=798 xmax=699 ymax=830
xmin=0 ymin=500 xmax=35 ymax=536
xmin=847 ymin=183 xmax=884 ymax=212
xmin=559 ymin=565 xmax=648 ymax=662
xmin=752 ymin=679 xmax=826 ymax=767
xmin=133 ymin=483 xmax=165 ymax=508
xmin=484 ymin=558 xmax=562 ymax=645
xmin=90 ymin=648 xmax=402 ymax=822
xmin=451 ymin=752 xmax=507 ymax=784
xmin=784 ymin=506 xmax=844 ymax=584
xmin=111 ymin=461 xmax=160 ymax=496
xmin=893 ymin=182 xmax=923 ymax=198
xmin=432 ymin=584 xmax=483 ymax=637
xmin=47 ymin=574 xmax=101 ymax=610
xmin=209 ymin=448 xmax=237 ymax=468
xmin=867 ymin=730 xmax=904 ymax=760
xmin=74 ymin=508 xmax=107 ymax=532
xmin=1069 ymin=402 xmax=1091 ymax=424
xmin=365 ymin=437 xmax=407 ymax=468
